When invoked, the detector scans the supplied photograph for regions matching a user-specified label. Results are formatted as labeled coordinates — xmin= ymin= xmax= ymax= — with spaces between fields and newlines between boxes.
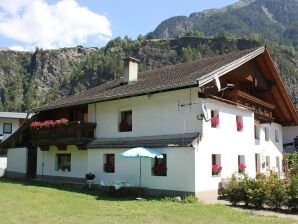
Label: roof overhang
xmin=197 ymin=46 xmax=265 ymax=87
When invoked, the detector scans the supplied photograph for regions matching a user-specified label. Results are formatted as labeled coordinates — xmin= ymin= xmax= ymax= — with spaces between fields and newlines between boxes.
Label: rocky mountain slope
xmin=0 ymin=36 xmax=297 ymax=112
xmin=153 ymin=0 xmax=298 ymax=49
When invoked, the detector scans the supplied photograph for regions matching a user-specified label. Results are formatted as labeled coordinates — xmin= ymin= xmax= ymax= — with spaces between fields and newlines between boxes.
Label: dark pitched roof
xmin=34 ymin=47 xmax=265 ymax=112
xmin=88 ymin=133 xmax=201 ymax=148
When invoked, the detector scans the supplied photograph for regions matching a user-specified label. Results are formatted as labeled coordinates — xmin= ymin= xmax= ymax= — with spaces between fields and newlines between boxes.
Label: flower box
xmin=211 ymin=117 xmax=219 ymax=128
xmin=104 ymin=163 xmax=115 ymax=173
xmin=212 ymin=164 xmax=222 ymax=176
xmin=238 ymin=163 xmax=246 ymax=173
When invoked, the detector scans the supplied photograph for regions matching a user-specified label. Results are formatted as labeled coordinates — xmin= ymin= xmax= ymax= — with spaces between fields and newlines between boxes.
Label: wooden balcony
xmin=31 ymin=121 xmax=97 ymax=151
xmin=225 ymin=90 xmax=275 ymax=122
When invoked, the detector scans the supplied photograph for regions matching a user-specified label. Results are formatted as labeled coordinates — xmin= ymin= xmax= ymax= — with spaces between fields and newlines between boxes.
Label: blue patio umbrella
xmin=120 ymin=147 xmax=163 ymax=196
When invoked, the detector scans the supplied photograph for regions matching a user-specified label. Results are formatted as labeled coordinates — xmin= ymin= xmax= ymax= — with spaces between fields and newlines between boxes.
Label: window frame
xmin=274 ymin=129 xmax=279 ymax=142
xmin=236 ymin=116 xmax=243 ymax=132
xmin=211 ymin=154 xmax=222 ymax=176
xmin=56 ymin=153 xmax=71 ymax=172
xmin=238 ymin=155 xmax=246 ymax=174
xmin=265 ymin=127 xmax=269 ymax=141
xmin=210 ymin=110 xmax=219 ymax=128
xmin=3 ymin=123 xmax=12 ymax=134
xmin=254 ymin=125 xmax=260 ymax=140
xmin=104 ymin=153 xmax=115 ymax=173
xmin=152 ymin=154 xmax=167 ymax=176
xmin=119 ymin=110 xmax=132 ymax=132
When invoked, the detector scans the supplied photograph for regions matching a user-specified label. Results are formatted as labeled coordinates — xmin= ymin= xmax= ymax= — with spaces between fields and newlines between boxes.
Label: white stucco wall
xmin=194 ymin=99 xmax=283 ymax=192
xmin=36 ymin=145 xmax=88 ymax=179
xmin=88 ymin=88 xmax=202 ymax=138
xmin=87 ymin=147 xmax=196 ymax=192
xmin=7 ymin=148 xmax=27 ymax=174
xmin=0 ymin=156 xmax=7 ymax=169
xmin=0 ymin=118 xmax=20 ymax=140
xmin=255 ymin=122 xmax=283 ymax=173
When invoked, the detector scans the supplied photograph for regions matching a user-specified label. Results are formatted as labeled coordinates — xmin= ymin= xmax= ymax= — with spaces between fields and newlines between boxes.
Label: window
xmin=56 ymin=154 xmax=71 ymax=172
xmin=3 ymin=123 xmax=12 ymax=134
xmin=152 ymin=154 xmax=167 ymax=176
xmin=275 ymin=129 xmax=279 ymax=142
xmin=255 ymin=153 xmax=261 ymax=174
xmin=276 ymin=157 xmax=280 ymax=171
xmin=210 ymin=110 xmax=219 ymax=128
xmin=265 ymin=127 xmax=269 ymax=141
xmin=119 ymin=110 xmax=132 ymax=132
xmin=254 ymin=125 xmax=260 ymax=140
xmin=266 ymin=156 xmax=270 ymax=169
xmin=236 ymin=116 xmax=243 ymax=131
xmin=104 ymin=154 xmax=115 ymax=173
xmin=238 ymin=155 xmax=246 ymax=173
xmin=211 ymin=154 xmax=222 ymax=176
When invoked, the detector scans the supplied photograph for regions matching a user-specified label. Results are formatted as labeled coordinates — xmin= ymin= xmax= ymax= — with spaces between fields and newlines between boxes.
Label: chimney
xmin=123 ymin=57 xmax=139 ymax=83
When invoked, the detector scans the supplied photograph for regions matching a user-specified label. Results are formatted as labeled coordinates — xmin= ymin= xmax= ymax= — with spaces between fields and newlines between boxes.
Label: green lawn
xmin=0 ymin=179 xmax=294 ymax=224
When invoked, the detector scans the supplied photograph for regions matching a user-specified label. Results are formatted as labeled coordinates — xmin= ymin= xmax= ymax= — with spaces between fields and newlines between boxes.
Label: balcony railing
xmin=31 ymin=121 xmax=97 ymax=151
xmin=225 ymin=90 xmax=275 ymax=122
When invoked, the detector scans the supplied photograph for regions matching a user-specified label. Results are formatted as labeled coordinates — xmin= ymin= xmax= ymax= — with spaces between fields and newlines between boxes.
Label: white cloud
xmin=9 ymin=45 xmax=27 ymax=51
xmin=0 ymin=0 xmax=112 ymax=49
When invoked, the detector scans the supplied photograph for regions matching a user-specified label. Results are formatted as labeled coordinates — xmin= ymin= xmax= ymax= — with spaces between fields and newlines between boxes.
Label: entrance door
xmin=27 ymin=146 xmax=37 ymax=179
xmin=255 ymin=153 xmax=261 ymax=174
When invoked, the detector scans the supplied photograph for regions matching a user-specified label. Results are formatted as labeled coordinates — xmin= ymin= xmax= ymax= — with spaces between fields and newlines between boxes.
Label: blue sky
xmin=0 ymin=0 xmax=238 ymax=50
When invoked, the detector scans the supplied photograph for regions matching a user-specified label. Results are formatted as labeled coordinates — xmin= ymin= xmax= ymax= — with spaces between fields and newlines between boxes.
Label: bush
xmin=182 ymin=195 xmax=198 ymax=203
xmin=247 ymin=175 xmax=266 ymax=208
xmin=222 ymin=175 xmax=247 ymax=205
xmin=285 ymin=173 xmax=298 ymax=211
xmin=264 ymin=174 xmax=287 ymax=209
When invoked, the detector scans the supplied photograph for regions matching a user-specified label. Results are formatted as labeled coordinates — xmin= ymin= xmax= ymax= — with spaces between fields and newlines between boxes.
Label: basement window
xmin=104 ymin=154 xmax=115 ymax=173
xmin=119 ymin=110 xmax=132 ymax=132
xmin=56 ymin=154 xmax=71 ymax=172
xmin=211 ymin=154 xmax=222 ymax=176
xmin=152 ymin=154 xmax=167 ymax=176
xmin=295 ymin=137 xmax=298 ymax=149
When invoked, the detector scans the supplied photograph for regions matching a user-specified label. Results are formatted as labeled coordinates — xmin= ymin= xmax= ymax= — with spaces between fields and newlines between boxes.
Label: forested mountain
xmin=0 ymin=36 xmax=297 ymax=112
xmin=153 ymin=0 xmax=298 ymax=49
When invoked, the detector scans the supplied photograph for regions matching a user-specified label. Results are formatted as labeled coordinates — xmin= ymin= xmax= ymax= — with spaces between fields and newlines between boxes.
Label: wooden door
xmin=27 ymin=146 xmax=37 ymax=179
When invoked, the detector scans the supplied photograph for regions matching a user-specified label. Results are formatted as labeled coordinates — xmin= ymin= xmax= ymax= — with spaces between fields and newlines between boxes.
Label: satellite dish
xmin=213 ymin=75 xmax=221 ymax=92
xmin=202 ymin=103 xmax=209 ymax=121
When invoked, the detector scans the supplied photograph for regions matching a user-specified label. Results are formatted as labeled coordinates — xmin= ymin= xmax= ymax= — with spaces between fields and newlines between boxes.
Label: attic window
xmin=119 ymin=110 xmax=132 ymax=132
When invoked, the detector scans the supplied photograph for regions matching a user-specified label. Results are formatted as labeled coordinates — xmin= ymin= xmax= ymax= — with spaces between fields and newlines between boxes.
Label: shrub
xmin=265 ymin=174 xmax=287 ymax=209
xmin=182 ymin=195 xmax=198 ymax=203
xmin=247 ymin=176 xmax=266 ymax=208
xmin=223 ymin=175 xmax=247 ymax=205
xmin=285 ymin=173 xmax=298 ymax=211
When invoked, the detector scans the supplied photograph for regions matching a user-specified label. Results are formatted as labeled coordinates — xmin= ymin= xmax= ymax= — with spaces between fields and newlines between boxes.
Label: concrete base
xmin=196 ymin=190 xmax=221 ymax=204
xmin=6 ymin=171 xmax=27 ymax=179
xmin=36 ymin=175 xmax=86 ymax=184
xmin=0 ymin=168 xmax=5 ymax=178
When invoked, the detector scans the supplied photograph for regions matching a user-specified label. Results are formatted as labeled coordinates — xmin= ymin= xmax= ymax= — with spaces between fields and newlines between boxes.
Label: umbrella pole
xmin=139 ymin=157 xmax=141 ymax=198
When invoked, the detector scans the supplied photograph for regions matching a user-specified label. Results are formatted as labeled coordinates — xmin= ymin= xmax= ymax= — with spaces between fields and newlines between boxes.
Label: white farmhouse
xmin=1 ymin=46 xmax=298 ymax=197
xmin=0 ymin=112 xmax=32 ymax=176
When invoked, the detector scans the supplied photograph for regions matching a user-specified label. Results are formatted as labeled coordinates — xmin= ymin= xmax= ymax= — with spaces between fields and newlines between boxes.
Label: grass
xmin=0 ymin=179 xmax=294 ymax=224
